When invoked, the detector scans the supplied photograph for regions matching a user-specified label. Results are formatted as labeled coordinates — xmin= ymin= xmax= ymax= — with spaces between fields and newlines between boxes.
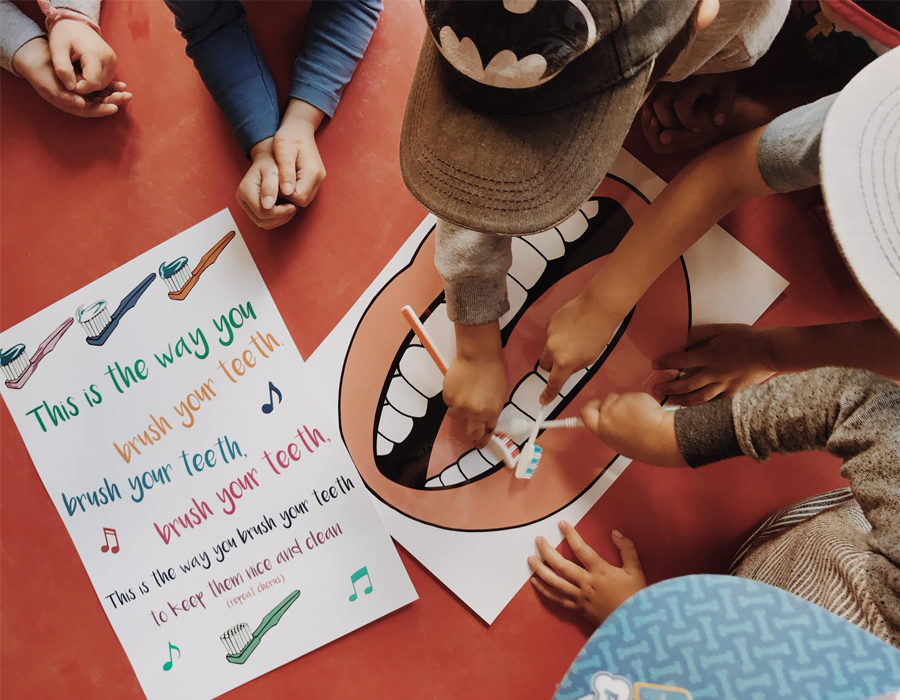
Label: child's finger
xmin=611 ymin=530 xmax=643 ymax=575
xmin=665 ymin=383 xmax=726 ymax=406
xmin=559 ymin=521 xmax=607 ymax=572
xmin=535 ymin=536 xmax=588 ymax=586
xmin=527 ymin=554 xmax=581 ymax=599
xmin=712 ymin=80 xmax=737 ymax=125
xmin=654 ymin=369 xmax=714 ymax=396
xmin=686 ymin=324 xmax=726 ymax=347
xmin=540 ymin=363 xmax=570 ymax=405
xmin=673 ymin=98 xmax=702 ymax=133
xmin=259 ymin=162 xmax=280 ymax=211
xmin=652 ymin=90 xmax=679 ymax=130
xmin=273 ymin=141 xmax=298 ymax=196
xmin=653 ymin=347 xmax=710 ymax=371
xmin=75 ymin=52 xmax=115 ymax=94
xmin=292 ymin=167 xmax=321 ymax=207
xmin=49 ymin=45 xmax=78 ymax=91
xmin=80 ymin=102 xmax=119 ymax=117
xmin=530 ymin=575 xmax=578 ymax=610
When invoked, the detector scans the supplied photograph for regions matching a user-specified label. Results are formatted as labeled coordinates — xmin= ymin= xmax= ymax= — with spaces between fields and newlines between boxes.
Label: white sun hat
xmin=821 ymin=47 xmax=900 ymax=335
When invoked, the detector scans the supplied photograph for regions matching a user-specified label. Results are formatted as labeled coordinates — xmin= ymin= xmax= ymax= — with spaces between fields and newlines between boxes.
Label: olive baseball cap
xmin=400 ymin=0 xmax=697 ymax=235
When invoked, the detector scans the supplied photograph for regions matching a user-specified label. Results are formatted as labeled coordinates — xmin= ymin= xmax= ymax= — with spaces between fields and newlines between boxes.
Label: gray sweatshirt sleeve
xmin=677 ymin=367 xmax=900 ymax=644
xmin=1 ymin=0 xmax=43 ymax=74
xmin=434 ymin=218 xmax=511 ymax=325
xmin=1 ymin=0 xmax=101 ymax=75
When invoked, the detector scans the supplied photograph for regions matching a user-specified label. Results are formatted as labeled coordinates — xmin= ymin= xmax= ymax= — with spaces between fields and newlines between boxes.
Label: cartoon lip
xmin=340 ymin=178 xmax=690 ymax=531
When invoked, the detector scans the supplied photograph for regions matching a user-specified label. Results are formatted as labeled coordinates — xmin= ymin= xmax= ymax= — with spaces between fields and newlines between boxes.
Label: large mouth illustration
xmin=340 ymin=177 xmax=690 ymax=531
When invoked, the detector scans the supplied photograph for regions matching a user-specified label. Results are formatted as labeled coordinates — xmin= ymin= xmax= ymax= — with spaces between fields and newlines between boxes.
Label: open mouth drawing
xmin=340 ymin=177 xmax=690 ymax=531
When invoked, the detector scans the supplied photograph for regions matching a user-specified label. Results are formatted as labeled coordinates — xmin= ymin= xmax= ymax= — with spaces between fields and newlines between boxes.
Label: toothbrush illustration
xmin=219 ymin=590 xmax=300 ymax=665
xmin=1 ymin=317 xmax=74 ymax=389
xmin=77 ymin=273 xmax=156 ymax=346
xmin=160 ymin=231 xmax=235 ymax=301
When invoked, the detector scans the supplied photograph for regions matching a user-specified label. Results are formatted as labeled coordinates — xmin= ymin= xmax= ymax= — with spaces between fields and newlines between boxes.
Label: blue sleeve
xmin=289 ymin=0 xmax=382 ymax=117
xmin=164 ymin=0 xmax=280 ymax=155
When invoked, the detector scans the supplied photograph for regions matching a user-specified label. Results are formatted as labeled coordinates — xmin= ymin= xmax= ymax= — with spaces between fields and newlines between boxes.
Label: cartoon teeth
xmin=386 ymin=375 xmax=429 ymax=418
xmin=381 ymin=196 xmax=619 ymax=489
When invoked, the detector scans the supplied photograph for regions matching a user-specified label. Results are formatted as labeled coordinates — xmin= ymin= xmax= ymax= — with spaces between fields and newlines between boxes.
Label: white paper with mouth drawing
xmin=308 ymin=150 xmax=788 ymax=624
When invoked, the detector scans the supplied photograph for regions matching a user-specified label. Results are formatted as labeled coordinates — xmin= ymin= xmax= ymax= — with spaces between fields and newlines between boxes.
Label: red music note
xmin=100 ymin=527 xmax=120 ymax=554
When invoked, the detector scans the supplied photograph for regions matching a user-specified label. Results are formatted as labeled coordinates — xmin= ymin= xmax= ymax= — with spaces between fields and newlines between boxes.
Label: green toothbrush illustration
xmin=219 ymin=590 xmax=300 ymax=664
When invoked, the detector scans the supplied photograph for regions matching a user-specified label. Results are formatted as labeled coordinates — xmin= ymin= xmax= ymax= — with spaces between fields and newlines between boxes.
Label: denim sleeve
xmin=165 ymin=0 xmax=280 ymax=155
xmin=290 ymin=0 xmax=382 ymax=117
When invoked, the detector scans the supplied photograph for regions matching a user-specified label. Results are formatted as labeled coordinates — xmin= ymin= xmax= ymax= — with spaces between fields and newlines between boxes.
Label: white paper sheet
xmin=0 ymin=210 xmax=417 ymax=700
xmin=308 ymin=151 xmax=787 ymax=624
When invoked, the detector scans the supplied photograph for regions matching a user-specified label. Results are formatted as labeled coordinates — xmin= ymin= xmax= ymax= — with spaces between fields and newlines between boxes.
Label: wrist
xmin=454 ymin=321 xmax=502 ymax=362
xmin=12 ymin=36 xmax=48 ymax=76
xmin=659 ymin=412 xmax=688 ymax=468
xmin=45 ymin=14 xmax=101 ymax=36
xmin=283 ymin=99 xmax=325 ymax=132
xmin=753 ymin=326 xmax=781 ymax=372
xmin=249 ymin=137 xmax=274 ymax=160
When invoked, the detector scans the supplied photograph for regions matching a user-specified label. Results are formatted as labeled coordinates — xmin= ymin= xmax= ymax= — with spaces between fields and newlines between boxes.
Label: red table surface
xmin=0 ymin=3 xmax=876 ymax=699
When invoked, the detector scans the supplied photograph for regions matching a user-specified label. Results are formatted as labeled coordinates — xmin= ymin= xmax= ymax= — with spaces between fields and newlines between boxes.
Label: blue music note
xmin=348 ymin=566 xmax=373 ymax=602
xmin=261 ymin=381 xmax=282 ymax=414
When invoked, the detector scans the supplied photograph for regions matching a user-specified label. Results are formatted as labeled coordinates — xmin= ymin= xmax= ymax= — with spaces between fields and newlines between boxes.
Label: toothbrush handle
xmin=541 ymin=417 xmax=584 ymax=429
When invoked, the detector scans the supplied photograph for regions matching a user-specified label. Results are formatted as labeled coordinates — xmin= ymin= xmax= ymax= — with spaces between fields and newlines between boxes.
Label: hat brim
xmin=400 ymin=35 xmax=651 ymax=236
xmin=821 ymin=48 xmax=900 ymax=335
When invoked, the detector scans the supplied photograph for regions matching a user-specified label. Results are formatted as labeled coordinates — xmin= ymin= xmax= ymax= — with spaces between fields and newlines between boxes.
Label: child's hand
xmin=47 ymin=18 xmax=117 ymax=94
xmin=443 ymin=353 xmax=508 ymax=449
xmin=272 ymin=99 xmax=326 ymax=208
xmin=236 ymin=138 xmax=299 ymax=230
xmin=539 ymin=294 xmax=620 ymax=405
xmin=528 ymin=522 xmax=646 ymax=628
xmin=641 ymin=74 xmax=737 ymax=154
xmin=654 ymin=323 xmax=776 ymax=405
xmin=12 ymin=38 xmax=129 ymax=117
xmin=580 ymin=392 xmax=686 ymax=467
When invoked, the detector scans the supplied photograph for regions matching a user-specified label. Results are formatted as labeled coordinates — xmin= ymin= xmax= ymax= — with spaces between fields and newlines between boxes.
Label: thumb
xmin=612 ymin=530 xmax=643 ymax=575
xmin=50 ymin=43 xmax=77 ymax=91
xmin=579 ymin=400 xmax=602 ymax=433
xmin=713 ymin=79 xmax=737 ymax=126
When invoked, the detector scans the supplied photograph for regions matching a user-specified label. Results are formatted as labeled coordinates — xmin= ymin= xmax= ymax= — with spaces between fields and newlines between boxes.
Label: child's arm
xmin=435 ymin=220 xmax=513 ymax=446
xmin=539 ymin=125 xmax=775 ymax=404
xmin=582 ymin=368 xmax=900 ymax=642
xmin=654 ymin=319 xmax=900 ymax=404
xmin=272 ymin=0 xmax=382 ymax=208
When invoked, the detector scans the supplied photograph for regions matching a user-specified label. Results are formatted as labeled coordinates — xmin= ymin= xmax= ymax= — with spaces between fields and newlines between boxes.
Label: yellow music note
xmin=348 ymin=566 xmax=373 ymax=602
xmin=162 ymin=641 xmax=180 ymax=671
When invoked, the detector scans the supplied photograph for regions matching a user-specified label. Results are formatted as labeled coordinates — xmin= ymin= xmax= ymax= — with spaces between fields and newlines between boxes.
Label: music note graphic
xmin=348 ymin=566 xmax=373 ymax=602
xmin=100 ymin=527 xmax=120 ymax=554
xmin=261 ymin=381 xmax=282 ymax=414
xmin=162 ymin=641 xmax=180 ymax=671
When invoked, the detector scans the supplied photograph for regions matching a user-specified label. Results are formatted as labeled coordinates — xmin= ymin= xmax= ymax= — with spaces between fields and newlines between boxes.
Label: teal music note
xmin=162 ymin=641 xmax=180 ymax=671
xmin=348 ymin=566 xmax=373 ymax=602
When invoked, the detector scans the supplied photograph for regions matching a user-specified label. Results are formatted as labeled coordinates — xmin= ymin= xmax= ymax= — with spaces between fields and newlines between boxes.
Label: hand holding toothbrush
xmin=580 ymin=393 xmax=687 ymax=468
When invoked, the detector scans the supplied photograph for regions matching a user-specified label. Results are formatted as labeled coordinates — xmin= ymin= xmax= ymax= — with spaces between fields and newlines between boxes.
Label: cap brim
xmin=400 ymin=35 xmax=651 ymax=235
xmin=821 ymin=47 xmax=900 ymax=335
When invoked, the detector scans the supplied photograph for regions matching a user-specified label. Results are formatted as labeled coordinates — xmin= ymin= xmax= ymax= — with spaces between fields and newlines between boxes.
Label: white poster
xmin=0 ymin=210 xmax=417 ymax=700
xmin=308 ymin=150 xmax=788 ymax=624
